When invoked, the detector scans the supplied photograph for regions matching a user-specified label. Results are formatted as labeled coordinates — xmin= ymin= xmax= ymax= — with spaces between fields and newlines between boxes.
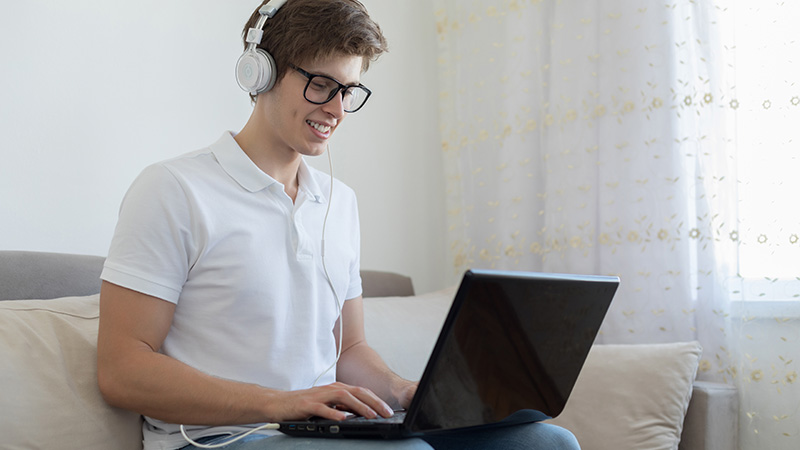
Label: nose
xmin=321 ymin=89 xmax=347 ymax=119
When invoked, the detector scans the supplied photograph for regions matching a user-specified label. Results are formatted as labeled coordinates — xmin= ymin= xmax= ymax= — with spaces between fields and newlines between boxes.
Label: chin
xmin=300 ymin=146 xmax=327 ymax=158
xmin=313 ymin=142 xmax=332 ymax=155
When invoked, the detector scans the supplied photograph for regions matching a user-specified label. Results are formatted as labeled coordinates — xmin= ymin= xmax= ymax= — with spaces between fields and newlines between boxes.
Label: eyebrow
xmin=327 ymin=74 xmax=361 ymax=87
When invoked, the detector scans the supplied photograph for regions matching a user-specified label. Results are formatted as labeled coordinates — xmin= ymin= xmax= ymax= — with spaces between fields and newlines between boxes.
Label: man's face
xmin=259 ymin=54 xmax=364 ymax=158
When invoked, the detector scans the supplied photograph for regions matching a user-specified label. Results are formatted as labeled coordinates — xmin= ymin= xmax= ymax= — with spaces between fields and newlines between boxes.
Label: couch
xmin=0 ymin=251 xmax=738 ymax=450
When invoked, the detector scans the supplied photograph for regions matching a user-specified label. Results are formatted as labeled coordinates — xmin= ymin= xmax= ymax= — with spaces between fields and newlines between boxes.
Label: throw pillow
xmin=546 ymin=341 xmax=702 ymax=450
xmin=0 ymin=295 xmax=142 ymax=450
xmin=363 ymin=287 xmax=457 ymax=380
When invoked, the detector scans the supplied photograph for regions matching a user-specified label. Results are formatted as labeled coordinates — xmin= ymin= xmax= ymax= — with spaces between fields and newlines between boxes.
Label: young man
xmin=97 ymin=1 xmax=581 ymax=449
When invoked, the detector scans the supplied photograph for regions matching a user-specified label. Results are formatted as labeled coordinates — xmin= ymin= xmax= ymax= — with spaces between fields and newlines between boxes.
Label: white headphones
xmin=235 ymin=0 xmax=289 ymax=95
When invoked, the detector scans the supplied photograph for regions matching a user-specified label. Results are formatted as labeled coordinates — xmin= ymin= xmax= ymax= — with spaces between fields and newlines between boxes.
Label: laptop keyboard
xmin=341 ymin=410 xmax=406 ymax=424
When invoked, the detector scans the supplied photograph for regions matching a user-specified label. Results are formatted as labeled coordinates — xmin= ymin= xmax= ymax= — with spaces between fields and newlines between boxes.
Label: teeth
xmin=307 ymin=120 xmax=331 ymax=133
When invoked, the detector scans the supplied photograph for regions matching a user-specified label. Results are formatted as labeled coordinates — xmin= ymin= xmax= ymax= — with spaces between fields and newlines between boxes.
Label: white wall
xmin=0 ymin=1 xmax=447 ymax=293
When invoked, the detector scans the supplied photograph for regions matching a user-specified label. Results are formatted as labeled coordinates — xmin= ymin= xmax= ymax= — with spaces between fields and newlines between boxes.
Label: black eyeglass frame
xmin=290 ymin=64 xmax=372 ymax=113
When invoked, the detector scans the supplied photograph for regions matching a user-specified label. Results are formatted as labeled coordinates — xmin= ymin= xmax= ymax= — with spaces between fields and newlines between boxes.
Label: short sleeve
xmin=101 ymin=164 xmax=198 ymax=303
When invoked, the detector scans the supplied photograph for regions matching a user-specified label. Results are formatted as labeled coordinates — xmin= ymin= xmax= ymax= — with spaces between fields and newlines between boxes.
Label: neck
xmin=234 ymin=112 xmax=302 ymax=200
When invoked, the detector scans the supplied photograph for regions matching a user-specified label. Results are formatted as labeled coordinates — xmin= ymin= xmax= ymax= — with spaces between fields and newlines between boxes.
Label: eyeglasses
xmin=290 ymin=64 xmax=372 ymax=113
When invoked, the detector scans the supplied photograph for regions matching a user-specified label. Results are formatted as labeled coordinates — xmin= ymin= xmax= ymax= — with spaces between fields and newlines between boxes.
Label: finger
xmin=286 ymin=388 xmax=350 ymax=422
xmin=314 ymin=383 xmax=387 ymax=419
xmin=307 ymin=402 xmax=349 ymax=421
xmin=398 ymin=382 xmax=417 ymax=409
xmin=344 ymin=385 xmax=393 ymax=418
xmin=324 ymin=388 xmax=380 ymax=419
xmin=301 ymin=383 xmax=393 ymax=420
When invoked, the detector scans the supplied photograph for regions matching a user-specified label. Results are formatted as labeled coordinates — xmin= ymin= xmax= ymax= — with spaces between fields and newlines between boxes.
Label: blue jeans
xmin=181 ymin=423 xmax=580 ymax=450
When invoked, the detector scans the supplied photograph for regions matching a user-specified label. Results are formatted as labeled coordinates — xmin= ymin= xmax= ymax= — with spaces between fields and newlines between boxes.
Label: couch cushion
xmin=546 ymin=341 xmax=702 ymax=450
xmin=0 ymin=295 xmax=142 ymax=450
xmin=363 ymin=287 xmax=456 ymax=381
xmin=365 ymin=290 xmax=701 ymax=449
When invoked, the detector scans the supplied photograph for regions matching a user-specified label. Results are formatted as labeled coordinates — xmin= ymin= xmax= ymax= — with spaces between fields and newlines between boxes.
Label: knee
xmin=537 ymin=423 xmax=581 ymax=449
xmin=421 ymin=422 xmax=581 ymax=450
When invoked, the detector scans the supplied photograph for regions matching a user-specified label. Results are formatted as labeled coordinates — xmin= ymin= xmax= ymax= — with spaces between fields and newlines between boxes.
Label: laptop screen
xmin=406 ymin=270 xmax=618 ymax=433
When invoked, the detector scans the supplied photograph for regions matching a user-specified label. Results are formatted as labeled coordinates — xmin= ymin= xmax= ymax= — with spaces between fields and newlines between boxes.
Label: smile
xmin=306 ymin=120 xmax=331 ymax=134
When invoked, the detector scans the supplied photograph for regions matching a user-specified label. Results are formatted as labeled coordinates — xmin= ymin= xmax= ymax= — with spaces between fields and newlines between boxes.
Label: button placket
xmin=291 ymin=193 xmax=314 ymax=261
xmin=266 ymin=184 xmax=303 ymax=259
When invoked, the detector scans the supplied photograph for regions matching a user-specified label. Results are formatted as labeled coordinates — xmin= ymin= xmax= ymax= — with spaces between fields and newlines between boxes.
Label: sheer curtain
xmin=433 ymin=1 xmax=799 ymax=449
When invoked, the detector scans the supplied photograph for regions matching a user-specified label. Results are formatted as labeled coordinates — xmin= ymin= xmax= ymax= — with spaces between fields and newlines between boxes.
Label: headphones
xmin=235 ymin=0 xmax=289 ymax=95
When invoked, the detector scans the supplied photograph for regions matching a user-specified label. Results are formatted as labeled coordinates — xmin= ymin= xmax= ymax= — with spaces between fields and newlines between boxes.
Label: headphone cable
xmin=180 ymin=144 xmax=341 ymax=448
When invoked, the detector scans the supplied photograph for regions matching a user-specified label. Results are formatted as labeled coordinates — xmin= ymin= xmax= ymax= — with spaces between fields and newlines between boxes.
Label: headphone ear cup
xmin=235 ymin=48 xmax=277 ymax=94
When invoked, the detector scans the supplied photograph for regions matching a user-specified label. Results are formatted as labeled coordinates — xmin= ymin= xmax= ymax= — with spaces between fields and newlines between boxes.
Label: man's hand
xmin=271 ymin=382 xmax=394 ymax=421
xmin=393 ymin=380 xmax=418 ymax=410
xmin=334 ymin=297 xmax=422 ymax=412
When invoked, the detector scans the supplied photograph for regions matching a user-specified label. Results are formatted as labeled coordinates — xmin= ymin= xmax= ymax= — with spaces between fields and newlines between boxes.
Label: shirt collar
xmin=296 ymin=158 xmax=326 ymax=204
xmin=212 ymin=131 xmax=326 ymax=203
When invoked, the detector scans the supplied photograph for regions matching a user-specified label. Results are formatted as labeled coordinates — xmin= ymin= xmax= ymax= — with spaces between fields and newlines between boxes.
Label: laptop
xmin=278 ymin=269 xmax=619 ymax=439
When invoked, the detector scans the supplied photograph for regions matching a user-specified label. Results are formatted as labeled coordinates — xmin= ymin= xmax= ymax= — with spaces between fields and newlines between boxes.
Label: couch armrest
xmin=0 ymin=251 xmax=104 ymax=300
xmin=679 ymin=381 xmax=739 ymax=450
xmin=360 ymin=270 xmax=415 ymax=298
xmin=0 ymin=250 xmax=414 ymax=302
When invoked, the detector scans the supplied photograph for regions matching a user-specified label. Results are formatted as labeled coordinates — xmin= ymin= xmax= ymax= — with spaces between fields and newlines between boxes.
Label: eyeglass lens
xmin=304 ymin=75 xmax=369 ymax=112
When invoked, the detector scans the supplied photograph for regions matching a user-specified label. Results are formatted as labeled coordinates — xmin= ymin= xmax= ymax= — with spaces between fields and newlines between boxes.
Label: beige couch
xmin=0 ymin=251 xmax=738 ymax=450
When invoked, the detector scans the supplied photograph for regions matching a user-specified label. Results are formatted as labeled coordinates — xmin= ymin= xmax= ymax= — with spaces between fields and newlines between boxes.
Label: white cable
xmin=179 ymin=423 xmax=280 ymax=449
xmin=313 ymin=143 xmax=343 ymax=387
xmin=179 ymin=144 xmax=342 ymax=448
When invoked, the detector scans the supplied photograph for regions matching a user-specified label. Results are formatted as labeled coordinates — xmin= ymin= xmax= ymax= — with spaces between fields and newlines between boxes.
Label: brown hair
xmin=242 ymin=0 xmax=388 ymax=100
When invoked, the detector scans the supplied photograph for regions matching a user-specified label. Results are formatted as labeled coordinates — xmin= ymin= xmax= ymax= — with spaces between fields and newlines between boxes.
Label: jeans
xmin=181 ymin=423 xmax=580 ymax=450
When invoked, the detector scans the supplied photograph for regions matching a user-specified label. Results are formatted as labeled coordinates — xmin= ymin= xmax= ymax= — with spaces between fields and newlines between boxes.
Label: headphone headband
xmin=260 ymin=0 xmax=288 ymax=18
xmin=236 ymin=0 xmax=288 ymax=95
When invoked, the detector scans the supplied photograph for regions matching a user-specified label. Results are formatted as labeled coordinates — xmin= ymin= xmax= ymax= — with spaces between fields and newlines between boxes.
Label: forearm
xmin=97 ymin=281 xmax=279 ymax=426
xmin=98 ymin=283 xmax=390 ymax=426
xmin=335 ymin=342 xmax=415 ymax=410
xmin=98 ymin=344 xmax=275 ymax=426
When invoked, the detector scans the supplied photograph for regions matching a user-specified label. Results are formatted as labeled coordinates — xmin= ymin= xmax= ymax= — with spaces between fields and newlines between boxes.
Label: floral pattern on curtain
xmin=433 ymin=1 xmax=799 ymax=448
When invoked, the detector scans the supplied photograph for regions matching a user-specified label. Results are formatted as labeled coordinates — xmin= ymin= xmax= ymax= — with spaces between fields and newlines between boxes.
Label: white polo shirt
xmin=101 ymin=132 xmax=362 ymax=449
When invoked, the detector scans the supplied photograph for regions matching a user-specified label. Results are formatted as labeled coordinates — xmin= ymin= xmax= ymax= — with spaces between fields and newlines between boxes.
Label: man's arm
xmin=334 ymin=296 xmax=418 ymax=410
xmin=97 ymin=281 xmax=393 ymax=424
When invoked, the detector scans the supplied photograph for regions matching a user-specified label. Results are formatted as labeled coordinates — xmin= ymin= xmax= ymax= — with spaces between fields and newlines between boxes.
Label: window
xmin=733 ymin=2 xmax=800 ymax=291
